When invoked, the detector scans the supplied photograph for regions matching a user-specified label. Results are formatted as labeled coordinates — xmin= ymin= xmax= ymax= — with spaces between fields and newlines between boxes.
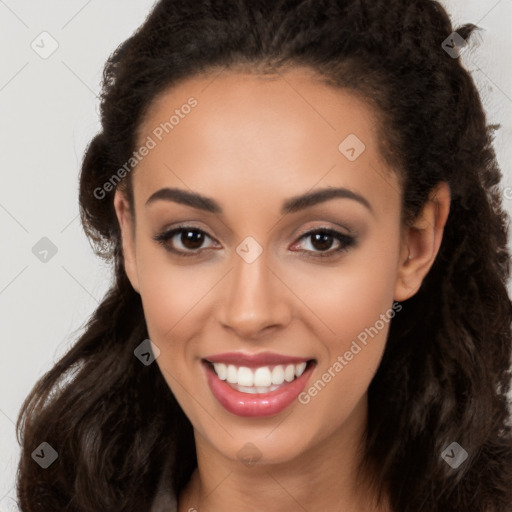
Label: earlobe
xmin=394 ymin=182 xmax=451 ymax=302
xmin=113 ymin=189 xmax=140 ymax=294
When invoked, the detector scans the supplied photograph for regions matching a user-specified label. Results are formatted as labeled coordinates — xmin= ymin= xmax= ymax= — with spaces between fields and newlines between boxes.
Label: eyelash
xmin=153 ymin=224 xmax=356 ymax=259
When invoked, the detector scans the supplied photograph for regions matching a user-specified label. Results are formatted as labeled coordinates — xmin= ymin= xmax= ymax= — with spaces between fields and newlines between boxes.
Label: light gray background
xmin=1 ymin=1 xmax=511 ymax=508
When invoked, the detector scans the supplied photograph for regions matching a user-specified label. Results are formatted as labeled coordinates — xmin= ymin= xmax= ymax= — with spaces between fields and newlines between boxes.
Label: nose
xmin=217 ymin=246 xmax=292 ymax=340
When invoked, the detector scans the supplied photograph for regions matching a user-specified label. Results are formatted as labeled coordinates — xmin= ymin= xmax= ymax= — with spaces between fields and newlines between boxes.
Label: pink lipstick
xmin=202 ymin=352 xmax=315 ymax=417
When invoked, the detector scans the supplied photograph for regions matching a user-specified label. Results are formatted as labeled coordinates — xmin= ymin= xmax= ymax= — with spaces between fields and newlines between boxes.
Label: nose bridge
xmin=219 ymin=238 xmax=291 ymax=337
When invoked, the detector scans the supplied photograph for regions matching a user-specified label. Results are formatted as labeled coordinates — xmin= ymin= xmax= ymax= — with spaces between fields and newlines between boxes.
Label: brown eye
xmin=179 ymin=229 xmax=206 ymax=250
xmin=292 ymin=228 xmax=356 ymax=258
xmin=153 ymin=226 xmax=217 ymax=257
xmin=309 ymin=232 xmax=335 ymax=251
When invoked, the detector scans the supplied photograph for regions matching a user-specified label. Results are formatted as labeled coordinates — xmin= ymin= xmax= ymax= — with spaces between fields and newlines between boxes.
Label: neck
xmin=178 ymin=395 xmax=389 ymax=512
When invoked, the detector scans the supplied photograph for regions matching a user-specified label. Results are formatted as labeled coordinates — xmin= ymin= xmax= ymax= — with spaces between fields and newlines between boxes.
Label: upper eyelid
xmin=295 ymin=223 xmax=354 ymax=238
xmin=155 ymin=224 xmax=354 ymax=250
xmin=158 ymin=218 xmax=354 ymax=237
xmin=157 ymin=224 xmax=351 ymax=238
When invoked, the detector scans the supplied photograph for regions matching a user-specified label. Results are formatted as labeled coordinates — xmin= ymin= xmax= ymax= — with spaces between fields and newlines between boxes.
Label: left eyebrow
xmin=281 ymin=187 xmax=373 ymax=215
xmin=144 ymin=186 xmax=374 ymax=215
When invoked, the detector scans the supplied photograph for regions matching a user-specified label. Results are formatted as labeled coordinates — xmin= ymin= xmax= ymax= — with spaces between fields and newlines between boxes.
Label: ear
xmin=113 ymin=189 xmax=140 ymax=294
xmin=394 ymin=182 xmax=450 ymax=302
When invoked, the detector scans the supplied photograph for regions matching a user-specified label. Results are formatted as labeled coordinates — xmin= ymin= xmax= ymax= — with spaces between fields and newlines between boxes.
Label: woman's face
xmin=114 ymin=68 xmax=432 ymax=467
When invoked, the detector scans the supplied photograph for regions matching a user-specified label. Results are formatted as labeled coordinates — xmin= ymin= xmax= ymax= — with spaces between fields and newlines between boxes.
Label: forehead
xmin=132 ymin=68 xmax=400 ymax=217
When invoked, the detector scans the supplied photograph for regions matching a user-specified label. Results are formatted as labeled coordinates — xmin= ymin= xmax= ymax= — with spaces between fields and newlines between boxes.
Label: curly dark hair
xmin=15 ymin=0 xmax=512 ymax=511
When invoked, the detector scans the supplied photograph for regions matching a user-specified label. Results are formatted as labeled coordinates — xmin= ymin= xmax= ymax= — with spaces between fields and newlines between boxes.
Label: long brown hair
xmin=16 ymin=1 xmax=512 ymax=510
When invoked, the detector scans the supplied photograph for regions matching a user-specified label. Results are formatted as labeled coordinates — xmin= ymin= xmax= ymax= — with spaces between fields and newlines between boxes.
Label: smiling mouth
xmin=203 ymin=359 xmax=316 ymax=394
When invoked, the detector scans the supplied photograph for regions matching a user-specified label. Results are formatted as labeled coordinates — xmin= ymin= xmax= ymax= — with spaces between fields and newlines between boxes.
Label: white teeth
xmin=211 ymin=361 xmax=309 ymax=390
xmin=271 ymin=365 xmax=285 ymax=385
xmin=215 ymin=362 xmax=227 ymax=380
xmin=295 ymin=361 xmax=307 ymax=377
xmin=284 ymin=364 xmax=295 ymax=382
xmin=226 ymin=364 xmax=237 ymax=383
xmin=253 ymin=367 xmax=272 ymax=387
xmin=235 ymin=384 xmax=282 ymax=394
xmin=238 ymin=367 xmax=253 ymax=387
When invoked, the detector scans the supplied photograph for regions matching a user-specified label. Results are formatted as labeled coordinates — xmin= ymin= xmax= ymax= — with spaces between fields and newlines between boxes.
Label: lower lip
xmin=203 ymin=361 xmax=315 ymax=417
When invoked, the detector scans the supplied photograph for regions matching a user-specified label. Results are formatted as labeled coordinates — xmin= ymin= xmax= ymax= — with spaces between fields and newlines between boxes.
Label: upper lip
xmin=203 ymin=351 xmax=313 ymax=368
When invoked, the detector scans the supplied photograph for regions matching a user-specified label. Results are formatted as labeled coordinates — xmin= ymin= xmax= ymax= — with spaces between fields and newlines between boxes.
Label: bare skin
xmin=113 ymin=68 xmax=450 ymax=512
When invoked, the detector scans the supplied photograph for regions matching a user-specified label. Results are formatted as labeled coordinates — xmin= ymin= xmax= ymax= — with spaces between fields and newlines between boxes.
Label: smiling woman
xmin=15 ymin=1 xmax=512 ymax=512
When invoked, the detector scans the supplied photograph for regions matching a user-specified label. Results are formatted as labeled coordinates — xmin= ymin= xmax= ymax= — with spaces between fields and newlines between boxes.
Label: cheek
xmin=288 ymin=233 xmax=400 ymax=415
xmin=289 ymin=230 xmax=399 ymax=347
xmin=137 ymin=244 xmax=211 ymax=334
xmin=137 ymin=255 xmax=211 ymax=404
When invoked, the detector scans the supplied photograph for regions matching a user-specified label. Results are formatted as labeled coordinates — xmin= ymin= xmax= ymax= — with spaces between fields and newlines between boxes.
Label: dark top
xmin=150 ymin=458 xmax=178 ymax=512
